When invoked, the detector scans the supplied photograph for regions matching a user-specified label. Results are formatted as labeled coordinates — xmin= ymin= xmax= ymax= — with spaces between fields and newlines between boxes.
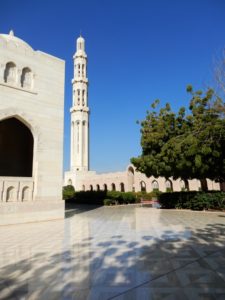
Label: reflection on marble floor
xmin=0 ymin=205 xmax=225 ymax=300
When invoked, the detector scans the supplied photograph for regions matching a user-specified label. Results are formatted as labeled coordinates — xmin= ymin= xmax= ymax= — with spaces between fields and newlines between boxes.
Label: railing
xmin=0 ymin=177 xmax=34 ymax=202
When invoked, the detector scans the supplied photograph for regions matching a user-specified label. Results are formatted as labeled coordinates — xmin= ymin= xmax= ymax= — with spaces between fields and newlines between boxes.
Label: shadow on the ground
xmin=65 ymin=201 xmax=102 ymax=218
xmin=1 ymin=209 xmax=225 ymax=300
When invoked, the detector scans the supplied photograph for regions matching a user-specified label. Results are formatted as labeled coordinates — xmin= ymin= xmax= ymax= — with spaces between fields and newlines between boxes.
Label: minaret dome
xmin=76 ymin=35 xmax=85 ymax=52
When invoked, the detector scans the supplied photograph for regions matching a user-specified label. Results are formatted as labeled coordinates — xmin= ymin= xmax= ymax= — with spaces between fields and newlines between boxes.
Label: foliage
xmin=135 ymin=191 xmax=162 ymax=201
xmin=106 ymin=191 xmax=136 ymax=204
xmin=104 ymin=199 xmax=115 ymax=206
xmin=63 ymin=185 xmax=75 ymax=200
xmin=158 ymin=191 xmax=225 ymax=211
xmin=131 ymin=86 xmax=225 ymax=187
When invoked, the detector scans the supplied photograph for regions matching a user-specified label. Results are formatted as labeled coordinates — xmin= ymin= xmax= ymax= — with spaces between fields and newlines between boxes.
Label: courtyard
xmin=0 ymin=205 xmax=225 ymax=299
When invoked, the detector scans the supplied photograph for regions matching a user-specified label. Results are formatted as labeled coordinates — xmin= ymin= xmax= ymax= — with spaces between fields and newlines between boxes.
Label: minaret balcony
xmin=71 ymin=78 xmax=88 ymax=84
xmin=70 ymin=106 xmax=89 ymax=113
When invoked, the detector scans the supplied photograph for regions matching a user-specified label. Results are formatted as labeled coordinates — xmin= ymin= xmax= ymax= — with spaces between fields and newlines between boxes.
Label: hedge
xmin=158 ymin=191 xmax=225 ymax=211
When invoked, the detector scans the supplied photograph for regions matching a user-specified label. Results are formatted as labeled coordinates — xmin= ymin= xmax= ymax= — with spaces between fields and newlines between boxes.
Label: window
xmin=21 ymin=67 xmax=32 ymax=89
xmin=4 ymin=62 xmax=16 ymax=84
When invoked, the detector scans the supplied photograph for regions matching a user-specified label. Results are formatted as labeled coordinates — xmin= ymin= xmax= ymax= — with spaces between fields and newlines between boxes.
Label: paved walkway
xmin=0 ymin=205 xmax=225 ymax=299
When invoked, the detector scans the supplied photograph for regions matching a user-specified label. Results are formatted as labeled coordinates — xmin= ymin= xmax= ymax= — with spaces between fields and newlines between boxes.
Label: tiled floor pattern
xmin=0 ymin=206 xmax=225 ymax=299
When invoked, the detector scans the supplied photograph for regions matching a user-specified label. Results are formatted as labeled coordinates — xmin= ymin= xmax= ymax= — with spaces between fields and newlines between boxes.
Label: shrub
xmin=63 ymin=185 xmax=75 ymax=200
xmin=122 ymin=192 xmax=136 ymax=204
xmin=72 ymin=190 xmax=106 ymax=205
xmin=104 ymin=199 xmax=115 ymax=206
xmin=158 ymin=191 xmax=225 ymax=211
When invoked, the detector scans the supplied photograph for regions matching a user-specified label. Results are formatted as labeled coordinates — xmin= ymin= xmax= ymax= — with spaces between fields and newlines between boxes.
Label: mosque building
xmin=0 ymin=31 xmax=65 ymax=225
xmin=64 ymin=36 xmax=220 ymax=193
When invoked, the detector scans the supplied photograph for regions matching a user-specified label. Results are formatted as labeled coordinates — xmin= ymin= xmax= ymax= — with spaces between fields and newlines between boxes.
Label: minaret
xmin=70 ymin=35 xmax=89 ymax=171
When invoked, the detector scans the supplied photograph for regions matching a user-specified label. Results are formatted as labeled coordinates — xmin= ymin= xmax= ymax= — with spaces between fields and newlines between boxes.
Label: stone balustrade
xmin=0 ymin=177 xmax=34 ymax=202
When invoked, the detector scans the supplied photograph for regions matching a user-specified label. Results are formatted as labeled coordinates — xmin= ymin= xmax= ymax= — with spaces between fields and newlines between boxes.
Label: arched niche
xmin=21 ymin=67 xmax=32 ymax=89
xmin=4 ymin=62 xmax=16 ymax=84
xmin=140 ymin=181 xmax=146 ymax=192
xmin=0 ymin=117 xmax=33 ymax=177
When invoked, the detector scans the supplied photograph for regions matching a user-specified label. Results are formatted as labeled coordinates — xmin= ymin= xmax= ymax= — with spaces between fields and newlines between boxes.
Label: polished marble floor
xmin=0 ymin=205 xmax=225 ymax=300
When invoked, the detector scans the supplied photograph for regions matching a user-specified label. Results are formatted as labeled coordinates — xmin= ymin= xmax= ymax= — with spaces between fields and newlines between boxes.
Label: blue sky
xmin=1 ymin=0 xmax=225 ymax=173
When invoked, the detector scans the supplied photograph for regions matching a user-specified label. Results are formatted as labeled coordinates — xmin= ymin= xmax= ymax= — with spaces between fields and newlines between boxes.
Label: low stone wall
xmin=0 ymin=177 xmax=34 ymax=202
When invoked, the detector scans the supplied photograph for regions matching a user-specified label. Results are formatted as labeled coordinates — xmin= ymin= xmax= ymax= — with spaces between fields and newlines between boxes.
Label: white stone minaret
xmin=70 ymin=35 xmax=89 ymax=171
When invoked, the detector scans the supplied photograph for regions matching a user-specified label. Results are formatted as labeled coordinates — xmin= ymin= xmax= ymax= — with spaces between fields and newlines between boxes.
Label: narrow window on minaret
xmin=77 ymin=122 xmax=79 ymax=153
xmin=73 ymin=90 xmax=75 ymax=106
xmin=78 ymin=64 xmax=80 ymax=77
xmin=77 ymin=89 xmax=80 ymax=105
xmin=82 ymin=64 xmax=84 ymax=76
xmin=82 ymin=90 xmax=85 ymax=106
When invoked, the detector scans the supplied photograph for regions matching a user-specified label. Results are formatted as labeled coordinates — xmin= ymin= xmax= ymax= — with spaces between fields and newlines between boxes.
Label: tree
xmin=131 ymin=86 xmax=225 ymax=189
xmin=215 ymin=49 xmax=225 ymax=96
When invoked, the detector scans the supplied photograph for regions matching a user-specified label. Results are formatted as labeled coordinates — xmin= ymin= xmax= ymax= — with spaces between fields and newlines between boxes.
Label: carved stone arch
xmin=120 ymin=182 xmax=125 ymax=192
xmin=111 ymin=183 xmax=116 ymax=191
xmin=140 ymin=181 xmax=146 ymax=192
xmin=165 ymin=179 xmax=173 ymax=191
xmin=0 ymin=108 xmax=40 ymax=138
xmin=152 ymin=180 xmax=159 ymax=190
xmin=0 ymin=108 xmax=40 ymax=178
xmin=127 ymin=165 xmax=135 ymax=192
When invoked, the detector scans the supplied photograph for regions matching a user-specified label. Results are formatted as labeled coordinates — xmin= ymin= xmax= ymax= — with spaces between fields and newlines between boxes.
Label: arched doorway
xmin=140 ymin=181 xmax=146 ymax=192
xmin=0 ymin=117 xmax=33 ymax=177
xmin=111 ymin=183 xmax=116 ymax=191
xmin=120 ymin=182 xmax=125 ymax=192
xmin=165 ymin=179 xmax=173 ymax=192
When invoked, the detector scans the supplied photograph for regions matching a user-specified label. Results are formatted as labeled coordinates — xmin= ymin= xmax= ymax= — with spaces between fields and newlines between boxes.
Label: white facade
xmin=0 ymin=31 xmax=65 ymax=225
xmin=64 ymin=36 xmax=221 ymax=193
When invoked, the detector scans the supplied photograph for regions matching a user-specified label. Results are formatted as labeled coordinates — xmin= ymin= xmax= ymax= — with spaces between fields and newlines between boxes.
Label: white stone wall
xmin=0 ymin=32 xmax=65 ymax=224
xmin=64 ymin=165 xmax=220 ymax=193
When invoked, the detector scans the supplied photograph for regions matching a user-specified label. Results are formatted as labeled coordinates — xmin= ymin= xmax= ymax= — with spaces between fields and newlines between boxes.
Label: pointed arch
xmin=111 ymin=183 xmax=116 ymax=191
xmin=140 ymin=181 xmax=146 ymax=192
xmin=21 ymin=67 xmax=32 ymax=89
xmin=22 ymin=186 xmax=29 ymax=201
xmin=120 ymin=182 xmax=125 ymax=192
xmin=152 ymin=180 xmax=159 ymax=191
xmin=165 ymin=179 xmax=173 ymax=192
xmin=0 ymin=117 xmax=33 ymax=176
xmin=4 ymin=62 xmax=16 ymax=84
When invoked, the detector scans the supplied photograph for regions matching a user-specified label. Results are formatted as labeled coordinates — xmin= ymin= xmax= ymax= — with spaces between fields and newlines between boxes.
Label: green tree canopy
xmin=131 ymin=86 xmax=225 ymax=184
